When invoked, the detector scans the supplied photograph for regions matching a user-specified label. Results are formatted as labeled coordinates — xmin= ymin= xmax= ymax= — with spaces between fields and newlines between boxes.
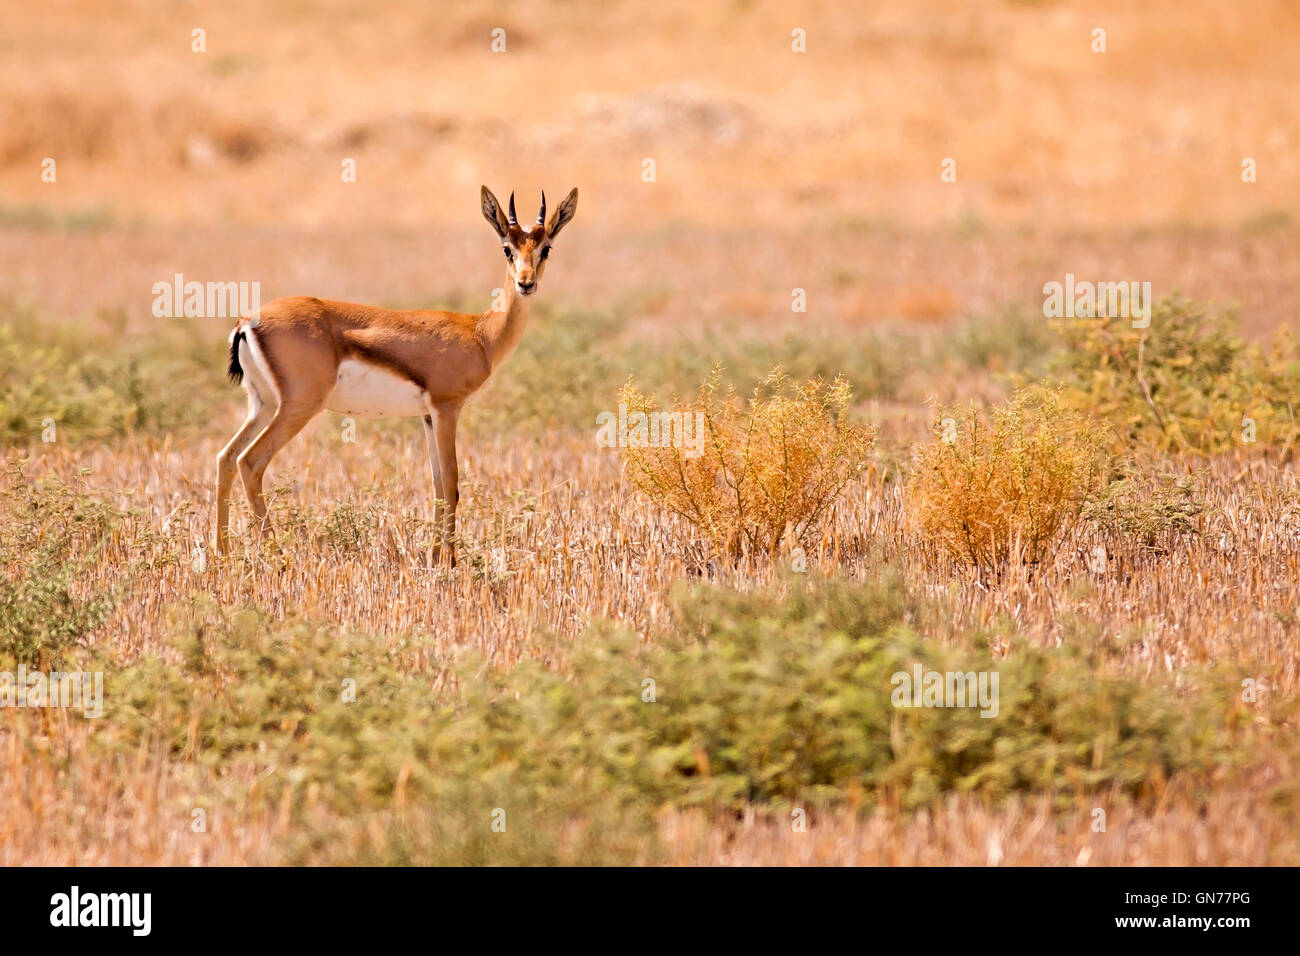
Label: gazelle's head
xmin=481 ymin=186 xmax=578 ymax=296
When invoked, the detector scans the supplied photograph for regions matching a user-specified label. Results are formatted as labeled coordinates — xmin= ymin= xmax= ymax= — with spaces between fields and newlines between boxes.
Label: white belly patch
xmin=327 ymin=359 xmax=427 ymax=418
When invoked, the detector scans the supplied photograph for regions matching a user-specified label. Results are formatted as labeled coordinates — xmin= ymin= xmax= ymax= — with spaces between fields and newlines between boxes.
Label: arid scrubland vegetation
xmin=1 ymin=0 xmax=1299 ymax=865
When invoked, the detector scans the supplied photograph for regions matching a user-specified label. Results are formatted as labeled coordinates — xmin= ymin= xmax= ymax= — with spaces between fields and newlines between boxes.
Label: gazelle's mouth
xmin=515 ymin=281 xmax=537 ymax=295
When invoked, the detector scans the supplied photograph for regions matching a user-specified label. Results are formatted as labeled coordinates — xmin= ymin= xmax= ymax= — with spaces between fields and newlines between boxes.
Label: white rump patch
xmin=239 ymin=327 xmax=279 ymax=405
xmin=327 ymin=359 xmax=427 ymax=418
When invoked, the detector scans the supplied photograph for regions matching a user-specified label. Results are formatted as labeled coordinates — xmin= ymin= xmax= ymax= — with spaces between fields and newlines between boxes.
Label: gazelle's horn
xmin=536 ymin=190 xmax=547 ymax=226
xmin=507 ymin=192 xmax=518 ymax=225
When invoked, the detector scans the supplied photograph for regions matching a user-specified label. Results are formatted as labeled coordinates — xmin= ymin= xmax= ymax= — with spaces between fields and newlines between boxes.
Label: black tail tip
xmin=227 ymin=329 xmax=245 ymax=384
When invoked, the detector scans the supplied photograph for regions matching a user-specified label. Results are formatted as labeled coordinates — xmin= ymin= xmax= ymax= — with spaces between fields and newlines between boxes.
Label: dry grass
xmin=660 ymin=789 xmax=1300 ymax=866
xmin=1 ymin=400 xmax=1298 ymax=863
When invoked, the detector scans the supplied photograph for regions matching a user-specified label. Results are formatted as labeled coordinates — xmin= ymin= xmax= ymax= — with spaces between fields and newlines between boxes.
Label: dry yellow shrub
xmin=906 ymin=386 xmax=1106 ymax=576
xmin=619 ymin=369 xmax=875 ymax=560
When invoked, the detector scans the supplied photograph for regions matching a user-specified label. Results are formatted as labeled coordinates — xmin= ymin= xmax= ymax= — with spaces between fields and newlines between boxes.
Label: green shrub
xmin=1083 ymin=468 xmax=1208 ymax=548
xmin=99 ymin=569 xmax=1273 ymax=863
xmin=470 ymin=302 xmax=1064 ymax=440
xmin=1047 ymin=296 xmax=1300 ymax=457
xmin=629 ymin=325 xmax=911 ymax=402
xmin=625 ymin=308 xmax=1059 ymax=408
xmin=0 ymin=464 xmax=123 ymax=667
xmin=943 ymin=303 xmax=1062 ymax=381
xmin=0 ymin=309 xmax=227 ymax=445
xmin=614 ymin=574 xmax=1254 ymax=809
xmin=109 ymin=602 xmax=664 ymax=864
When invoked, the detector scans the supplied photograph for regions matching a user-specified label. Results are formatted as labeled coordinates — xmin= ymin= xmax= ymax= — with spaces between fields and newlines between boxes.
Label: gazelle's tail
xmin=227 ymin=327 xmax=246 ymax=384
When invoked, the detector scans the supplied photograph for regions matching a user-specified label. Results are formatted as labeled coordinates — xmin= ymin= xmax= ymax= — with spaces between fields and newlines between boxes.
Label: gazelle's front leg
xmin=429 ymin=401 xmax=462 ymax=567
xmin=421 ymin=413 xmax=446 ymax=554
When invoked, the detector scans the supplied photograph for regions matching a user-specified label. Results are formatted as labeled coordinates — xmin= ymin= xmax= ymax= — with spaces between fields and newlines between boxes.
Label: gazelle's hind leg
xmin=232 ymin=323 xmax=337 ymax=542
xmin=215 ymin=337 xmax=276 ymax=554
xmin=216 ymin=389 xmax=273 ymax=553
xmin=237 ymin=397 xmax=326 ymax=538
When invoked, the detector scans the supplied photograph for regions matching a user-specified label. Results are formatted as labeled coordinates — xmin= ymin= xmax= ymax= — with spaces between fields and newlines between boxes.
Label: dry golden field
xmin=1 ymin=0 xmax=1299 ymax=866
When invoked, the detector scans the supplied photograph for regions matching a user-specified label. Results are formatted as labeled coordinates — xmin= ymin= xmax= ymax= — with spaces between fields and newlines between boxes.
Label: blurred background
xmin=2 ymin=0 xmax=1298 ymax=333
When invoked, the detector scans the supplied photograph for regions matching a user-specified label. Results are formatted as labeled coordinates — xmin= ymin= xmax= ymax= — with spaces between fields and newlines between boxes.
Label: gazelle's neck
xmin=478 ymin=278 xmax=532 ymax=371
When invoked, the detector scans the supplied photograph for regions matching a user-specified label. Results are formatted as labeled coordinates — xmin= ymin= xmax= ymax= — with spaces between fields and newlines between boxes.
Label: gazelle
xmin=215 ymin=185 xmax=578 ymax=565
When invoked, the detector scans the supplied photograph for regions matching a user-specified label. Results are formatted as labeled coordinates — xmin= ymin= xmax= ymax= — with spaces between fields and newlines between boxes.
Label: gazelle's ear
xmin=545 ymin=187 xmax=579 ymax=239
xmin=481 ymin=186 xmax=509 ymax=239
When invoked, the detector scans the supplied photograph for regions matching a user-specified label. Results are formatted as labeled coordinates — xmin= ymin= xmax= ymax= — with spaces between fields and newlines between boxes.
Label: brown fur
xmin=252 ymin=296 xmax=496 ymax=403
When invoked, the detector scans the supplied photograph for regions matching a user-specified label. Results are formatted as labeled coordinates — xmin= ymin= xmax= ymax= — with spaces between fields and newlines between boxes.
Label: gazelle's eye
xmin=503 ymin=246 xmax=513 ymax=260
xmin=539 ymin=246 xmax=551 ymax=261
